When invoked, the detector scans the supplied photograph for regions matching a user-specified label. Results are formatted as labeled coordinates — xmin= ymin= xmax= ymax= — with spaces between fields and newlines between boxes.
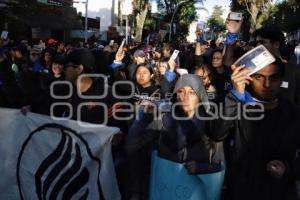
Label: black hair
xmin=66 ymin=48 xmax=95 ymax=74
xmin=272 ymin=57 xmax=285 ymax=76
xmin=154 ymin=47 xmax=163 ymax=54
xmin=211 ymin=49 xmax=223 ymax=61
xmin=253 ymin=26 xmax=285 ymax=46
xmin=233 ymin=46 xmax=246 ymax=60
xmin=210 ymin=40 xmax=216 ymax=49
xmin=134 ymin=63 xmax=155 ymax=85
xmin=193 ymin=62 xmax=213 ymax=74
xmin=162 ymin=44 xmax=173 ymax=53
xmin=12 ymin=43 xmax=28 ymax=56
xmin=52 ymin=55 xmax=65 ymax=65
xmin=211 ymin=49 xmax=223 ymax=56
xmin=56 ymin=41 xmax=64 ymax=46
xmin=247 ymin=57 xmax=285 ymax=98
xmin=158 ymin=57 xmax=169 ymax=63
xmin=135 ymin=63 xmax=154 ymax=75
xmin=40 ymin=48 xmax=55 ymax=67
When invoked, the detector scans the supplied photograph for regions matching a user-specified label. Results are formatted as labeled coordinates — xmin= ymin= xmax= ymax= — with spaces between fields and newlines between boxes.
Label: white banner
xmin=0 ymin=108 xmax=121 ymax=200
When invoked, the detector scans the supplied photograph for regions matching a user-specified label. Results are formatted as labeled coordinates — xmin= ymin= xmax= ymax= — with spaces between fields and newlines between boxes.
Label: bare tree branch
xmin=243 ymin=0 xmax=253 ymax=17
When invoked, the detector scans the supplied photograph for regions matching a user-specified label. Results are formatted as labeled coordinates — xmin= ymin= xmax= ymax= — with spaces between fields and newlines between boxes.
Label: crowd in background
xmin=1 ymin=18 xmax=300 ymax=200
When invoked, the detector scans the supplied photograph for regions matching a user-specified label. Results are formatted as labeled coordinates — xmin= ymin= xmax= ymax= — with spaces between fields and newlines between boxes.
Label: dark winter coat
xmin=208 ymin=92 xmax=300 ymax=200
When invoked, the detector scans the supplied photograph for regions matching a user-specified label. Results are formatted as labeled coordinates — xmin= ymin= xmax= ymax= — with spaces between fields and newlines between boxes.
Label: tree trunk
xmin=249 ymin=3 xmax=258 ymax=34
xmin=134 ymin=6 xmax=148 ymax=43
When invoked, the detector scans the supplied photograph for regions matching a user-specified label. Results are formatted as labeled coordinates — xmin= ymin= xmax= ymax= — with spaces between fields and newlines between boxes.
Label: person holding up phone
xmin=223 ymin=12 xmax=244 ymax=67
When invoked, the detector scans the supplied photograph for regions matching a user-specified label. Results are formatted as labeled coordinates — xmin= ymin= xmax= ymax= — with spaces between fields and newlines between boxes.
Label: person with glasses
xmin=211 ymin=49 xmax=233 ymax=102
xmin=63 ymin=48 xmax=119 ymax=125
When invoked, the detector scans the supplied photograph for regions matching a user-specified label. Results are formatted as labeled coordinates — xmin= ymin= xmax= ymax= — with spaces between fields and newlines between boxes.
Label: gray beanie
xmin=173 ymin=74 xmax=210 ymax=112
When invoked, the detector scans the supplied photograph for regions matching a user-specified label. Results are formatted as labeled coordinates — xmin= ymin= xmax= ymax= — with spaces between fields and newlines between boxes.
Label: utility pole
xmin=85 ymin=0 xmax=88 ymax=43
xmin=73 ymin=0 xmax=89 ymax=42
xmin=169 ymin=0 xmax=188 ymax=42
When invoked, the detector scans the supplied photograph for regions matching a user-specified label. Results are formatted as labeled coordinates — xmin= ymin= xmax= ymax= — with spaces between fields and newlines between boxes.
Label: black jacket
xmin=280 ymin=61 xmax=300 ymax=106
xmin=208 ymin=92 xmax=300 ymax=200
xmin=69 ymin=78 xmax=116 ymax=125
xmin=125 ymin=106 xmax=219 ymax=164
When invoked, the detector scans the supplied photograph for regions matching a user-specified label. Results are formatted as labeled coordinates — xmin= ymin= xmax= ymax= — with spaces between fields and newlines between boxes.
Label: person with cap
xmin=124 ymin=74 xmax=222 ymax=200
xmin=63 ymin=48 xmax=119 ymax=125
xmin=126 ymin=49 xmax=147 ymax=81
xmin=47 ymin=38 xmax=58 ymax=47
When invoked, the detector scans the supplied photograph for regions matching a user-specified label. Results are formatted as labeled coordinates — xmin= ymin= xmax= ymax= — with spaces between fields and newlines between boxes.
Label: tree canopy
xmin=206 ymin=6 xmax=226 ymax=36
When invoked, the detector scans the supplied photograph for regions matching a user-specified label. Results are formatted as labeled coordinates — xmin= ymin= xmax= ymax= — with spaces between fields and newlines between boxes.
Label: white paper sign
xmin=234 ymin=45 xmax=275 ymax=75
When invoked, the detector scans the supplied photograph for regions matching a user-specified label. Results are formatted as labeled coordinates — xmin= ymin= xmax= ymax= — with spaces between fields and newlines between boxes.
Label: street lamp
xmin=169 ymin=0 xmax=189 ymax=42
xmin=121 ymin=0 xmax=133 ymax=44
xmin=73 ymin=0 xmax=89 ymax=43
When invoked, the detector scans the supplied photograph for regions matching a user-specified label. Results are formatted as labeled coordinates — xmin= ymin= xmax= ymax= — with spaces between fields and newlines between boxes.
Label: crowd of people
xmin=1 ymin=18 xmax=300 ymax=200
